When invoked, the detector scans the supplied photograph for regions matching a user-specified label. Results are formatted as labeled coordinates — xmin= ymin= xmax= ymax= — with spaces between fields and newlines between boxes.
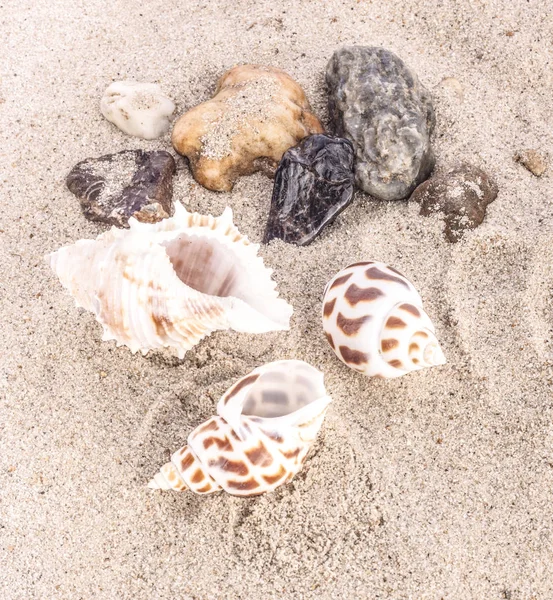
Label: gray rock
xmin=66 ymin=150 xmax=176 ymax=228
xmin=411 ymin=163 xmax=498 ymax=243
xmin=326 ymin=46 xmax=435 ymax=201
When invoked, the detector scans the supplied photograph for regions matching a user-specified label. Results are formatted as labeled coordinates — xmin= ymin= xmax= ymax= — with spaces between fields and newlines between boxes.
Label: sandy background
xmin=2 ymin=0 xmax=553 ymax=598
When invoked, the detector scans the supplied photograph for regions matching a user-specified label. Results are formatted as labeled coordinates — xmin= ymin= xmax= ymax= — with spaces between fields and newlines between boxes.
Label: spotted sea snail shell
xmin=322 ymin=261 xmax=446 ymax=378
xmin=148 ymin=360 xmax=332 ymax=496
xmin=47 ymin=203 xmax=293 ymax=358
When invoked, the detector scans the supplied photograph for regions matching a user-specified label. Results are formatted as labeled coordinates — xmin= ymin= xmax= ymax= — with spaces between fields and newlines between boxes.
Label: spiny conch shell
xmin=322 ymin=261 xmax=446 ymax=378
xmin=148 ymin=360 xmax=332 ymax=496
xmin=47 ymin=203 xmax=293 ymax=358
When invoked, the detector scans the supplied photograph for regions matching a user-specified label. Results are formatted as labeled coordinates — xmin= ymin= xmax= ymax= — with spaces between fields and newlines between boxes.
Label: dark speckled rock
xmin=66 ymin=150 xmax=176 ymax=228
xmin=264 ymin=134 xmax=355 ymax=246
xmin=326 ymin=46 xmax=435 ymax=201
xmin=411 ymin=163 xmax=498 ymax=242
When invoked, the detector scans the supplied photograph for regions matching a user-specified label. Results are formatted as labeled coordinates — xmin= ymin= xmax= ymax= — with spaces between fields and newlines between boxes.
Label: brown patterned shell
xmin=148 ymin=360 xmax=331 ymax=497
xmin=322 ymin=261 xmax=446 ymax=378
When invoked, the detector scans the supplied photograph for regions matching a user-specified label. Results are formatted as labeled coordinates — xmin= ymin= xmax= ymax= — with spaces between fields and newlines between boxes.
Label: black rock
xmin=66 ymin=150 xmax=176 ymax=228
xmin=263 ymin=134 xmax=355 ymax=246
xmin=326 ymin=46 xmax=435 ymax=201
xmin=411 ymin=163 xmax=498 ymax=242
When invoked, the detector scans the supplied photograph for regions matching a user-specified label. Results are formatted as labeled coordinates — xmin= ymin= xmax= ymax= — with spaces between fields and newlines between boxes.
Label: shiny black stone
xmin=263 ymin=134 xmax=355 ymax=246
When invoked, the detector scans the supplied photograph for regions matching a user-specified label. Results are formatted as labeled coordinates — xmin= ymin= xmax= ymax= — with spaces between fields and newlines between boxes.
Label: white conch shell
xmin=322 ymin=261 xmax=446 ymax=378
xmin=149 ymin=360 xmax=332 ymax=496
xmin=47 ymin=203 xmax=293 ymax=358
xmin=100 ymin=81 xmax=175 ymax=139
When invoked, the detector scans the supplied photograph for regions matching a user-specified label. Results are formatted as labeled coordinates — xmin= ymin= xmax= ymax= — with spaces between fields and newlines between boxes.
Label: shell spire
xmin=47 ymin=203 xmax=293 ymax=358
xmin=322 ymin=261 xmax=446 ymax=378
xmin=148 ymin=360 xmax=332 ymax=496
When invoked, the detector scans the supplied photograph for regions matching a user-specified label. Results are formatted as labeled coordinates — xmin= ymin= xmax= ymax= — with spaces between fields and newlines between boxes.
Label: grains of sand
xmin=200 ymin=76 xmax=280 ymax=160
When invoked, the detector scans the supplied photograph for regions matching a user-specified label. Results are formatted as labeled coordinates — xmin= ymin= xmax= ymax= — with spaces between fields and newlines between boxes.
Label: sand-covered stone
xmin=100 ymin=81 xmax=175 ymax=140
xmin=66 ymin=150 xmax=176 ymax=228
xmin=515 ymin=149 xmax=548 ymax=177
xmin=411 ymin=163 xmax=498 ymax=242
xmin=172 ymin=65 xmax=323 ymax=192
xmin=264 ymin=134 xmax=355 ymax=246
xmin=326 ymin=46 xmax=435 ymax=201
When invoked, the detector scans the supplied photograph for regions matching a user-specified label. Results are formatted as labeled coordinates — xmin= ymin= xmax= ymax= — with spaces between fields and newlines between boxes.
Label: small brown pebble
xmin=515 ymin=149 xmax=547 ymax=177
xmin=66 ymin=150 xmax=176 ymax=228
xmin=411 ymin=163 xmax=498 ymax=243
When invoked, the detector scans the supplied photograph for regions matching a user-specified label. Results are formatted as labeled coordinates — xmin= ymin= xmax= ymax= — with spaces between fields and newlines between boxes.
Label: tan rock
xmin=172 ymin=65 xmax=324 ymax=192
xmin=515 ymin=149 xmax=548 ymax=177
xmin=438 ymin=77 xmax=465 ymax=102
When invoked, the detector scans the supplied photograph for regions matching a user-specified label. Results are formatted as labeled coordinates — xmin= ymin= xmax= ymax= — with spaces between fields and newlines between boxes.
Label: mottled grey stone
xmin=66 ymin=150 xmax=176 ymax=228
xmin=326 ymin=46 xmax=435 ymax=201
xmin=411 ymin=163 xmax=498 ymax=242
xmin=264 ymin=134 xmax=355 ymax=246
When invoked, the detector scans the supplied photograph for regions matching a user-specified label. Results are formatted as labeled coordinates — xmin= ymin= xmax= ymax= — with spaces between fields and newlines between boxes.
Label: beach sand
xmin=1 ymin=0 xmax=553 ymax=598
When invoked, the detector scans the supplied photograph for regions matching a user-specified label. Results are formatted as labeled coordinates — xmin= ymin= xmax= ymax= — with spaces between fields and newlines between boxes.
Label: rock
xmin=66 ymin=150 xmax=176 ymax=228
xmin=264 ymin=134 xmax=355 ymax=246
xmin=325 ymin=46 xmax=435 ymax=201
xmin=438 ymin=77 xmax=465 ymax=102
xmin=100 ymin=81 xmax=175 ymax=140
xmin=411 ymin=163 xmax=498 ymax=242
xmin=172 ymin=65 xmax=323 ymax=192
xmin=515 ymin=149 xmax=548 ymax=177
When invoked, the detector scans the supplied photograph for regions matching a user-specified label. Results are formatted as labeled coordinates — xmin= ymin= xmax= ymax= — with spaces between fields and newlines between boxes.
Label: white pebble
xmin=100 ymin=81 xmax=175 ymax=140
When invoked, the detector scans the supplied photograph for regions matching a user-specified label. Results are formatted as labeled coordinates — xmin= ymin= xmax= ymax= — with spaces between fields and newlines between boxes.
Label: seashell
xmin=66 ymin=150 xmax=176 ymax=228
xmin=172 ymin=64 xmax=324 ymax=192
xmin=47 ymin=203 xmax=293 ymax=357
xmin=322 ymin=261 xmax=446 ymax=378
xmin=100 ymin=81 xmax=176 ymax=140
xmin=148 ymin=360 xmax=331 ymax=496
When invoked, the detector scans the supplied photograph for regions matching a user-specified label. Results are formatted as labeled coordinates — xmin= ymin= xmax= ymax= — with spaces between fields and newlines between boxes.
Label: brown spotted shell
xmin=148 ymin=360 xmax=332 ymax=496
xmin=322 ymin=261 xmax=446 ymax=378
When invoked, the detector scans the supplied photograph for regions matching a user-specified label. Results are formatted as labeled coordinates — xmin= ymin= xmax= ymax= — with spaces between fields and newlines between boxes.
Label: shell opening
xmin=163 ymin=232 xmax=290 ymax=331
xmin=164 ymin=233 xmax=243 ymax=298
xmin=242 ymin=363 xmax=326 ymax=419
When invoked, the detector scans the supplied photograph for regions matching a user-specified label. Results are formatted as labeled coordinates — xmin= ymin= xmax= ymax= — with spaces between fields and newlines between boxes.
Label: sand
xmin=1 ymin=0 xmax=552 ymax=598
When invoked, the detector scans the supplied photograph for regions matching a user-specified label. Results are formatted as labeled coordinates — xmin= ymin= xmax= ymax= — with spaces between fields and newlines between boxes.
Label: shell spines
xmin=47 ymin=204 xmax=292 ymax=357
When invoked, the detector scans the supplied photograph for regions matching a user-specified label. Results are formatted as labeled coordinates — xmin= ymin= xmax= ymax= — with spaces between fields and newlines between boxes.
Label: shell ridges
xmin=47 ymin=203 xmax=293 ymax=357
